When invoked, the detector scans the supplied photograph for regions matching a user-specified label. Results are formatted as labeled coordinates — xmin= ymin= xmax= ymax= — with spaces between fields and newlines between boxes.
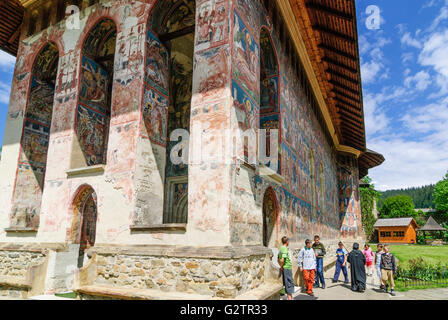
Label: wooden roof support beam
xmin=332 ymin=88 xmax=360 ymax=102
xmin=328 ymin=69 xmax=359 ymax=84
xmin=339 ymin=115 xmax=365 ymax=131
xmin=341 ymin=123 xmax=366 ymax=137
xmin=8 ymin=23 xmax=21 ymax=44
xmin=305 ymin=1 xmax=354 ymax=21
xmin=319 ymin=43 xmax=357 ymax=61
xmin=341 ymin=128 xmax=365 ymax=140
xmin=338 ymin=109 xmax=364 ymax=124
xmin=337 ymin=104 xmax=363 ymax=117
xmin=322 ymin=56 xmax=358 ymax=74
xmin=335 ymin=97 xmax=361 ymax=111
xmin=329 ymin=79 xmax=360 ymax=95
xmin=312 ymin=24 xmax=356 ymax=43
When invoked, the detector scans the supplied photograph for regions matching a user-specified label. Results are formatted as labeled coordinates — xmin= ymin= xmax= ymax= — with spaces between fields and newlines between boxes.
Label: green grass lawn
xmin=388 ymin=245 xmax=448 ymax=267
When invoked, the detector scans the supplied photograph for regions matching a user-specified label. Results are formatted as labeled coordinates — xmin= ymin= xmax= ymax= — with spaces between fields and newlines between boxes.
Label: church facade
xmin=0 ymin=0 xmax=383 ymax=299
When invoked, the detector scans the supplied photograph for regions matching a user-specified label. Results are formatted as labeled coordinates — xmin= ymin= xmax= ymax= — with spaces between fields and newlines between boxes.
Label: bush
xmin=396 ymin=257 xmax=448 ymax=281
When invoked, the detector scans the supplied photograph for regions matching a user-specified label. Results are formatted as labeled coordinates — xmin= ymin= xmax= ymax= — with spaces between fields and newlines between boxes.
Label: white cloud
xmin=369 ymin=99 xmax=448 ymax=190
xmin=0 ymin=81 xmax=11 ymax=104
xmin=401 ymin=32 xmax=422 ymax=48
xmin=361 ymin=61 xmax=382 ymax=84
xmin=404 ymin=70 xmax=431 ymax=91
xmin=368 ymin=137 xmax=448 ymax=190
xmin=0 ymin=50 xmax=15 ymax=72
xmin=401 ymin=52 xmax=414 ymax=65
xmin=359 ymin=34 xmax=391 ymax=85
xmin=418 ymin=29 xmax=448 ymax=95
xmin=429 ymin=6 xmax=448 ymax=30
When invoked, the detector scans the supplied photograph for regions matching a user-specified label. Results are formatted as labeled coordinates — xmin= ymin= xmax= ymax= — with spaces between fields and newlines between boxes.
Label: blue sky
xmin=357 ymin=0 xmax=448 ymax=190
xmin=1 ymin=1 xmax=448 ymax=190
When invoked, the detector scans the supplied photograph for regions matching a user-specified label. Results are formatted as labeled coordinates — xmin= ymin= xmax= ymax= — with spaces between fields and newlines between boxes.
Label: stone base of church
xmin=0 ymin=239 xmax=365 ymax=299
xmin=77 ymin=245 xmax=273 ymax=299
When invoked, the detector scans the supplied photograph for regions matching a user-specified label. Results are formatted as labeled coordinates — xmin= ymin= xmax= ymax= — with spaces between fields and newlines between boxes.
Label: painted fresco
xmin=196 ymin=0 xmax=229 ymax=50
xmin=194 ymin=45 xmax=229 ymax=104
xmin=167 ymin=34 xmax=194 ymax=134
xmin=232 ymin=10 xmax=259 ymax=103
xmin=146 ymin=1 xmax=196 ymax=223
xmin=142 ymin=89 xmax=168 ymax=146
xmin=83 ymin=19 xmax=117 ymax=71
xmin=339 ymin=164 xmax=361 ymax=238
xmin=149 ymin=0 xmax=195 ymax=35
xmin=32 ymin=43 xmax=59 ymax=84
xmin=260 ymin=76 xmax=279 ymax=114
xmin=79 ymin=56 xmax=109 ymax=111
xmin=145 ymin=30 xmax=169 ymax=95
xmin=234 ymin=0 xmax=260 ymax=40
xmin=232 ymin=79 xmax=258 ymax=131
xmin=77 ymin=56 xmax=111 ymax=166
xmin=230 ymin=0 xmax=348 ymax=244
xmin=10 ymin=44 xmax=58 ymax=229
xmin=75 ymin=18 xmax=116 ymax=167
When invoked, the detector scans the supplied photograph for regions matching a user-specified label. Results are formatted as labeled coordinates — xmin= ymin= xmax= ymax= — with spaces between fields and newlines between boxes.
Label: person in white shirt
xmin=297 ymin=239 xmax=317 ymax=296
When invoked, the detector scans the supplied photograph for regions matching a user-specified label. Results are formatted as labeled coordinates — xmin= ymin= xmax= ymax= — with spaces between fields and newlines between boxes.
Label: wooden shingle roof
xmin=374 ymin=218 xmax=417 ymax=228
xmin=419 ymin=216 xmax=446 ymax=232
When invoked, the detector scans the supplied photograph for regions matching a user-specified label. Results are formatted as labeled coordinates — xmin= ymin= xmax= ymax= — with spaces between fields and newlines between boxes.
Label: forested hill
xmin=378 ymin=185 xmax=435 ymax=209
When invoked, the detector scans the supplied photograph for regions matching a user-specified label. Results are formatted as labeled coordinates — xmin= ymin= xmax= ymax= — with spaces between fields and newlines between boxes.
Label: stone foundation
xmin=93 ymin=253 xmax=266 ymax=298
xmin=0 ymin=251 xmax=45 ymax=278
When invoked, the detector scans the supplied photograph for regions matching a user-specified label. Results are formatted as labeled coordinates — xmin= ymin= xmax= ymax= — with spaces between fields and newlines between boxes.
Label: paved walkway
xmin=288 ymin=265 xmax=448 ymax=300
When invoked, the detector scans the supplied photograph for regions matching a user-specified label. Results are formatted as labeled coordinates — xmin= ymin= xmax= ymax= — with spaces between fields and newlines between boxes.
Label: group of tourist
xmin=278 ymin=236 xmax=398 ymax=300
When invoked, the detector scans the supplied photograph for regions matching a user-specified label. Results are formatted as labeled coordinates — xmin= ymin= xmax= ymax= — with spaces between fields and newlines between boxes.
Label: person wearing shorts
xmin=278 ymin=236 xmax=294 ymax=300
xmin=380 ymin=245 xmax=396 ymax=296
xmin=363 ymin=244 xmax=374 ymax=276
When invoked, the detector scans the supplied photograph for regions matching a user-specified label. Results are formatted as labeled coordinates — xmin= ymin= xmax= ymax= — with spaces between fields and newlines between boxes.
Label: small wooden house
xmin=374 ymin=218 xmax=419 ymax=244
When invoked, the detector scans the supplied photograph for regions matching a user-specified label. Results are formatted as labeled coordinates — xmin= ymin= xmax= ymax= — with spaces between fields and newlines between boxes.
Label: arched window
xmin=70 ymin=185 xmax=98 ymax=267
xmin=260 ymin=27 xmax=280 ymax=173
xmin=263 ymin=187 xmax=279 ymax=247
xmin=146 ymin=0 xmax=195 ymax=224
xmin=10 ymin=42 xmax=59 ymax=229
xmin=73 ymin=18 xmax=116 ymax=168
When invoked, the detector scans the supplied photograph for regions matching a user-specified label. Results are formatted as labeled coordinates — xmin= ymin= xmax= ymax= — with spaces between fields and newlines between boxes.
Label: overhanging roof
xmin=281 ymin=0 xmax=384 ymax=176
xmin=0 ymin=0 xmax=24 ymax=56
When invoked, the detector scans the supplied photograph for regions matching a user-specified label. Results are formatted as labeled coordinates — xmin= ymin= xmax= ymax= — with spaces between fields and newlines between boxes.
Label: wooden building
xmin=374 ymin=218 xmax=419 ymax=244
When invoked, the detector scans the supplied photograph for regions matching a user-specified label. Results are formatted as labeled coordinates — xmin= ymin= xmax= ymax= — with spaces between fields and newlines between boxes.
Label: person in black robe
xmin=347 ymin=242 xmax=366 ymax=292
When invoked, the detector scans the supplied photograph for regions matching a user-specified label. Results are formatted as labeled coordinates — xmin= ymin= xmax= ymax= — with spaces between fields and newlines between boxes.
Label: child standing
xmin=375 ymin=244 xmax=384 ymax=289
xmin=363 ymin=244 xmax=374 ymax=276
xmin=278 ymin=236 xmax=294 ymax=300
xmin=381 ymin=245 xmax=397 ymax=296
xmin=332 ymin=241 xmax=348 ymax=283
xmin=298 ymin=239 xmax=317 ymax=296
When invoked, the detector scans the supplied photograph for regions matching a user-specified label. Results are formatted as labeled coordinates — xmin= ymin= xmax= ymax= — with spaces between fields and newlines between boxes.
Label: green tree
xmin=360 ymin=176 xmax=380 ymax=241
xmin=433 ymin=172 xmax=448 ymax=214
xmin=379 ymin=195 xmax=416 ymax=218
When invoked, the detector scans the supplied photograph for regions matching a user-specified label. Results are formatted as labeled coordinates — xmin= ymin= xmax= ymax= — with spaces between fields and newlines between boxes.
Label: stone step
xmin=29 ymin=295 xmax=77 ymax=300
xmin=75 ymin=285 xmax=213 ymax=300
